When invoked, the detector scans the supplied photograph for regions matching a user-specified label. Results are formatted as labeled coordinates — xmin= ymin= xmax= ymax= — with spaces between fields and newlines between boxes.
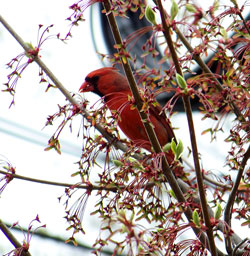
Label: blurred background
xmin=0 ymin=0 xmax=248 ymax=255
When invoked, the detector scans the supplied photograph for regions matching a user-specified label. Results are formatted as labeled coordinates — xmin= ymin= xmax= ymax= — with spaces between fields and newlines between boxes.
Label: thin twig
xmin=232 ymin=238 xmax=248 ymax=256
xmin=174 ymin=26 xmax=246 ymax=125
xmin=224 ymin=145 xmax=250 ymax=254
xmin=203 ymin=174 xmax=231 ymax=190
xmin=101 ymin=1 xmax=225 ymax=255
xmin=0 ymin=170 xmax=118 ymax=192
xmin=156 ymin=0 xmax=218 ymax=255
xmin=183 ymin=157 xmax=231 ymax=190
xmin=152 ymin=0 xmax=246 ymax=125
xmin=2 ymin=221 xmax=119 ymax=256
xmin=0 ymin=219 xmax=31 ymax=256
xmin=232 ymin=1 xmax=250 ymax=36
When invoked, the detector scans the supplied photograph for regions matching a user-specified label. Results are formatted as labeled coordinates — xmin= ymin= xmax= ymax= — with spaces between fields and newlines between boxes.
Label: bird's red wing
xmin=149 ymin=102 xmax=177 ymax=145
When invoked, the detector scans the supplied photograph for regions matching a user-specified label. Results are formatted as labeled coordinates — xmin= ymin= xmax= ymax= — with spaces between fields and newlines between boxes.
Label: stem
xmin=224 ymin=145 xmax=250 ymax=254
xmin=0 ymin=219 xmax=31 ymax=256
xmin=2 ymin=221 xmax=117 ymax=256
xmin=174 ymin=27 xmax=246 ymax=125
xmin=156 ymin=1 xmax=217 ymax=255
xmin=232 ymin=238 xmax=248 ymax=256
xmin=232 ymin=1 xmax=250 ymax=36
xmin=101 ymin=1 xmax=224 ymax=254
xmin=0 ymin=170 xmax=117 ymax=192
xmin=153 ymin=0 xmax=246 ymax=126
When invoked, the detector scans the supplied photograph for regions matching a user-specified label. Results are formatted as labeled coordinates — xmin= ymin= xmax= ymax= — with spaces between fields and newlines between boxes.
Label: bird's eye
xmin=85 ymin=75 xmax=99 ymax=84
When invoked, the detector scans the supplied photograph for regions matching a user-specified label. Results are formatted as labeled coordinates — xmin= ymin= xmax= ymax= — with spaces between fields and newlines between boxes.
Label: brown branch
xmin=224 ymin=145 xmax=250 ymax=254
xmin=152 ymin=0 xmax=246 ymax=126
xmin=174 ymin=27 xmax=246 ymax=125
xmin=0 ymin=170 xmax=118 ymax=192
xmin=156 ymin=0 xmax=217 ymax=252
xmin=0 ymin=219 xmax=31 ymax=256
xmin=2 ymin=221 xmax=118 ymax=256
xmin=156 ymin=1 xmax=217 ymax=255
xmin=231 ymin=1 xmax=250 ymax=36
xmin=101 ymin=1 xmax=226 ymax=255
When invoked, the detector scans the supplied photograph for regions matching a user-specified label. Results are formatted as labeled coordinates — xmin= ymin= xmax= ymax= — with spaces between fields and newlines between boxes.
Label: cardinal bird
xmin=79 ymin=67 xmax=177 ymax=154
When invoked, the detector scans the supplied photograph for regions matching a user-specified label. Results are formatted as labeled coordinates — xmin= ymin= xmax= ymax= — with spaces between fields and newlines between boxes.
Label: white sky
xmin=0 ymin=0 xmax=248 ymax=255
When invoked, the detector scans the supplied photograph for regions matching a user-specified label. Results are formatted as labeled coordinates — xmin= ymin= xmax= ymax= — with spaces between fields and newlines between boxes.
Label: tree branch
xmin=173 ymin=26 xmax=247 ymax=126
xmin=0 ymin=170 xmax=118 ymax=192
xmin=0 ymin=219 xmax=31 ymax=256
xmin=2 ymin=220 xmax=118 ymax=256
xmin=101 ymin=1 xmax=226 ymax=255
xmin=152 ymin=0 xmax=247 ymax=127
xmin=224 ymin=145 xmax=250 ymax=254
xmin=155 ymin=1 xmax=218 ymax=255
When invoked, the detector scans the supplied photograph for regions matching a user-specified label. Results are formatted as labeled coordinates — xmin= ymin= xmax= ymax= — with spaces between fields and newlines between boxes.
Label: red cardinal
xmin=79 ymin=67 xmax=176 ymax=155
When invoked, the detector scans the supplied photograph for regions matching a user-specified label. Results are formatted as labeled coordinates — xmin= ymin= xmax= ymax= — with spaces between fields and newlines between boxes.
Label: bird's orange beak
xmin=79 ymin=81 xmax=94 ymax=93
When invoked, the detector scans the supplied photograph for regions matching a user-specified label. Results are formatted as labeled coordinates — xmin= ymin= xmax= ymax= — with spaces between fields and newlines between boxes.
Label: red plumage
xmin=79 ymin=67 xmax=176 ymax=153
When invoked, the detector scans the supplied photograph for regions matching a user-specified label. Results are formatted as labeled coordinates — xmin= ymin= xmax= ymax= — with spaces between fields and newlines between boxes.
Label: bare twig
xmin=152 ymin=0 xmax=246 ymax=126
xmin=232 ymin=238 xmax=249 ymax=256
xmin=231 ymin=1 xmax=250 ymax=36
xmin=156 ymin=1 xmax=217 ymax=255
xmin=101 ymin=1 xmax=226 ymax=255
xmin=2 ymin=220 xmax=119 ymax=256
xmin=174 ymin=26 xmax=246 ymax=125
xmin=203 ymin=174 xmax=231 ymax=190
xmin=0 ymin=219 xmax=31 ymax=256
xmin=0 ymin=170 xmax=118 ymax=192
xmin=224 ymin=145 xmax=250 ymax=254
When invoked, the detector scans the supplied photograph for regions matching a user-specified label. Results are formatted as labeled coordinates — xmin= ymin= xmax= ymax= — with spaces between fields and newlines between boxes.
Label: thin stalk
xmin=232 ymin=0 xmax=250 ymax=36
xmin=0 ymin=219 xmax=31 ymax=256
xmin=174 ymin=27 xmax=246 ymax=125
xmin=0 ymin=170 xmax=117 ymax=192
xmin=101 ymin=1 xmax=224 ymax=254
xmin=224 ymin=145 xmax=250 ymax=254
xmin=156 ymin=0 xmax=217 ymax=255
xmin=153 ymin=0 xmax=246 ymax=125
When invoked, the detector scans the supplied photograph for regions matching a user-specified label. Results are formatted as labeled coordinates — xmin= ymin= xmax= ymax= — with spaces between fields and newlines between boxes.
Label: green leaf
xmin=169 ymin=189 xmax=176 ymax=199
xmin=170 ymin=138 xmax=177 ymax=154
xmin=185 ymin=4 xmax=197 ymax=13
xmin=112 ymin=159 xmax=123 ymax=167
xmin=176 ymin=73 xmax=187 ymax=90
xmin=145 ymin=5 xmax=157 ymax=25
xmin=214 ymin=203 xmax=222 ymax=220
xmin=163 ymin=142 xmax=171 ymax=152
xmin=170 ymin=0 xmax=179 ymax=20
xmin=176 ymin=139 xmax=184 ymax=160
xmin=220 ymin=28 xmax=228 ymax=39
xmin=192 ymin=209 xmax=201 ymax=227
